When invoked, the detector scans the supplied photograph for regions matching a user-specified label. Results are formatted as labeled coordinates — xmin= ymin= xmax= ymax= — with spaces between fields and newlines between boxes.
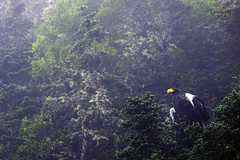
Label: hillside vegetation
xmin=0 ymin=0 xmax=239 ymax=159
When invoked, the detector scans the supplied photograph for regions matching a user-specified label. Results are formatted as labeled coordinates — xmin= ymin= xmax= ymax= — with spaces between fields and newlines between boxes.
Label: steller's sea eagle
xmin=167 ymin=88 xmax=210 ymax=126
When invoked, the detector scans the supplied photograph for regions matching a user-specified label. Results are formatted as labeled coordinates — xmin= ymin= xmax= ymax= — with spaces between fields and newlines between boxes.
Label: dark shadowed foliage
xmin=0 ymin=0 xmax=239 ymax=159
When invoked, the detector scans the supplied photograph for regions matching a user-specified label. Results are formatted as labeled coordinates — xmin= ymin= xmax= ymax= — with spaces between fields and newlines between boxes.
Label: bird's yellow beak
xmin=167 ymin=88 xmax=174 ymax=94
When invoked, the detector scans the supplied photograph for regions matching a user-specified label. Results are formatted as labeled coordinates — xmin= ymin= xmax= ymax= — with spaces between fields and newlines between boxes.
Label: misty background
xmin=0 ymin=0 xmax=239 ymax=159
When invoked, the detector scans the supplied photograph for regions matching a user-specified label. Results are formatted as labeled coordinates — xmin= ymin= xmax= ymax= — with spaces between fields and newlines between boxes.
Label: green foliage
xmin=17 ymin=112 xmax=51 ymax=160
xmin=214 ymin=90 xmax=240 ymax=128
xmin=116 ymin=92 xmax=164 ymax=160
xmin=1 ymin=0 xmax=239 ymax=159
xmin=96 ymin=6 xmax=117 ymax=26
xmin=30 ymin=0 xmax=90 ymax=80
xmin=179 ymin=0 xmax=221 ymax=19
xmin=212 ymin=90 xmax=240 ymax=159
xmin=31 ymin=35 xmax=56 ymax=80
xmin=0 ymin=84 xmax=40 ymax=159
xmin=116 ymin=89 xmax=240 ymax=160
xmin=0 ymin=16 xmax=33 ymax=84
xmin=0 ymin=9 xmax=40 ymax=159
xmin=189 ymin=89 xmax=240 ymax=160
xmin=190 ymin=122 xmax=227 ymax=160
xmin=166 ymin=0 xmax=240 ymax=102
xmin=90 ymin=40 xmax=118 ymax=71
xmin=96 ymin=0 xmax=122 ymax=31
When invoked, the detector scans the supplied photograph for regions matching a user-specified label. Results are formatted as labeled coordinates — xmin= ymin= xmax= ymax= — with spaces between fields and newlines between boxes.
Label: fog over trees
xmin=0 ymin=0 xmax=239 ymax=159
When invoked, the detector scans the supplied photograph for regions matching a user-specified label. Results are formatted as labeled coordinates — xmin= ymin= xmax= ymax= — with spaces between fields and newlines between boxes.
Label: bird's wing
xmin=185 ymin=93 xmax=196 ymax=107
xmin=193 ymin=97 xmax=210 ymax=122
xmin=184 ymin=93 xmax=204 ymax=121
xmin=186 ymin=93 xmax=210 ymax=123
xmin=192 ymin=97 xmax=205 ymax=113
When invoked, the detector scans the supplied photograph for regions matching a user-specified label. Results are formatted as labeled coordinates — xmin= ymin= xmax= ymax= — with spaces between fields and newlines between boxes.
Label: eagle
xmin=167 ymin=88 xmax=210 ymax=126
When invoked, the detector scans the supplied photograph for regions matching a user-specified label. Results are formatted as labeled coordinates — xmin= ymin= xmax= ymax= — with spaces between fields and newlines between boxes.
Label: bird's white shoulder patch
xmin=185 ymin=93 xmax=196 ymax=107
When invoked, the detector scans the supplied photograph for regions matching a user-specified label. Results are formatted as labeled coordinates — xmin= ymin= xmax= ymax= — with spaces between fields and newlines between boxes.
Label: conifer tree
xmin=191 ymin=89 xmax=240 ymax=160
xmin=212 ymin=89 xmax=240 ymax=159
xmin=116 ymin=92 xmax=165 ymax=160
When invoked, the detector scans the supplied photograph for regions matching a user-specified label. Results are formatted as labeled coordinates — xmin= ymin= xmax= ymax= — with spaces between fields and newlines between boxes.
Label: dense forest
xmin=0 ymin=0 xmax=240 ymax=159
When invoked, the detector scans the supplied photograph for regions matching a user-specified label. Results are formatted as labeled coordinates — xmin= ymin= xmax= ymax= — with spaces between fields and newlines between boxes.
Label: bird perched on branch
xmin=167 ymin=88 xmax=210 ymax=126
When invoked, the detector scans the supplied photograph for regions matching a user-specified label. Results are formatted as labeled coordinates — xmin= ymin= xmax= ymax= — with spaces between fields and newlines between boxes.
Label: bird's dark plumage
xmin=167 ymin=88 xmax=210 ymax=126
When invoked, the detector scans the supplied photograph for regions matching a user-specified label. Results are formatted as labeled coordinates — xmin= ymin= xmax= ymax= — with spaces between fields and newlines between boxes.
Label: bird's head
xmin=167 ymin=88 xmax=180 ymax=94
